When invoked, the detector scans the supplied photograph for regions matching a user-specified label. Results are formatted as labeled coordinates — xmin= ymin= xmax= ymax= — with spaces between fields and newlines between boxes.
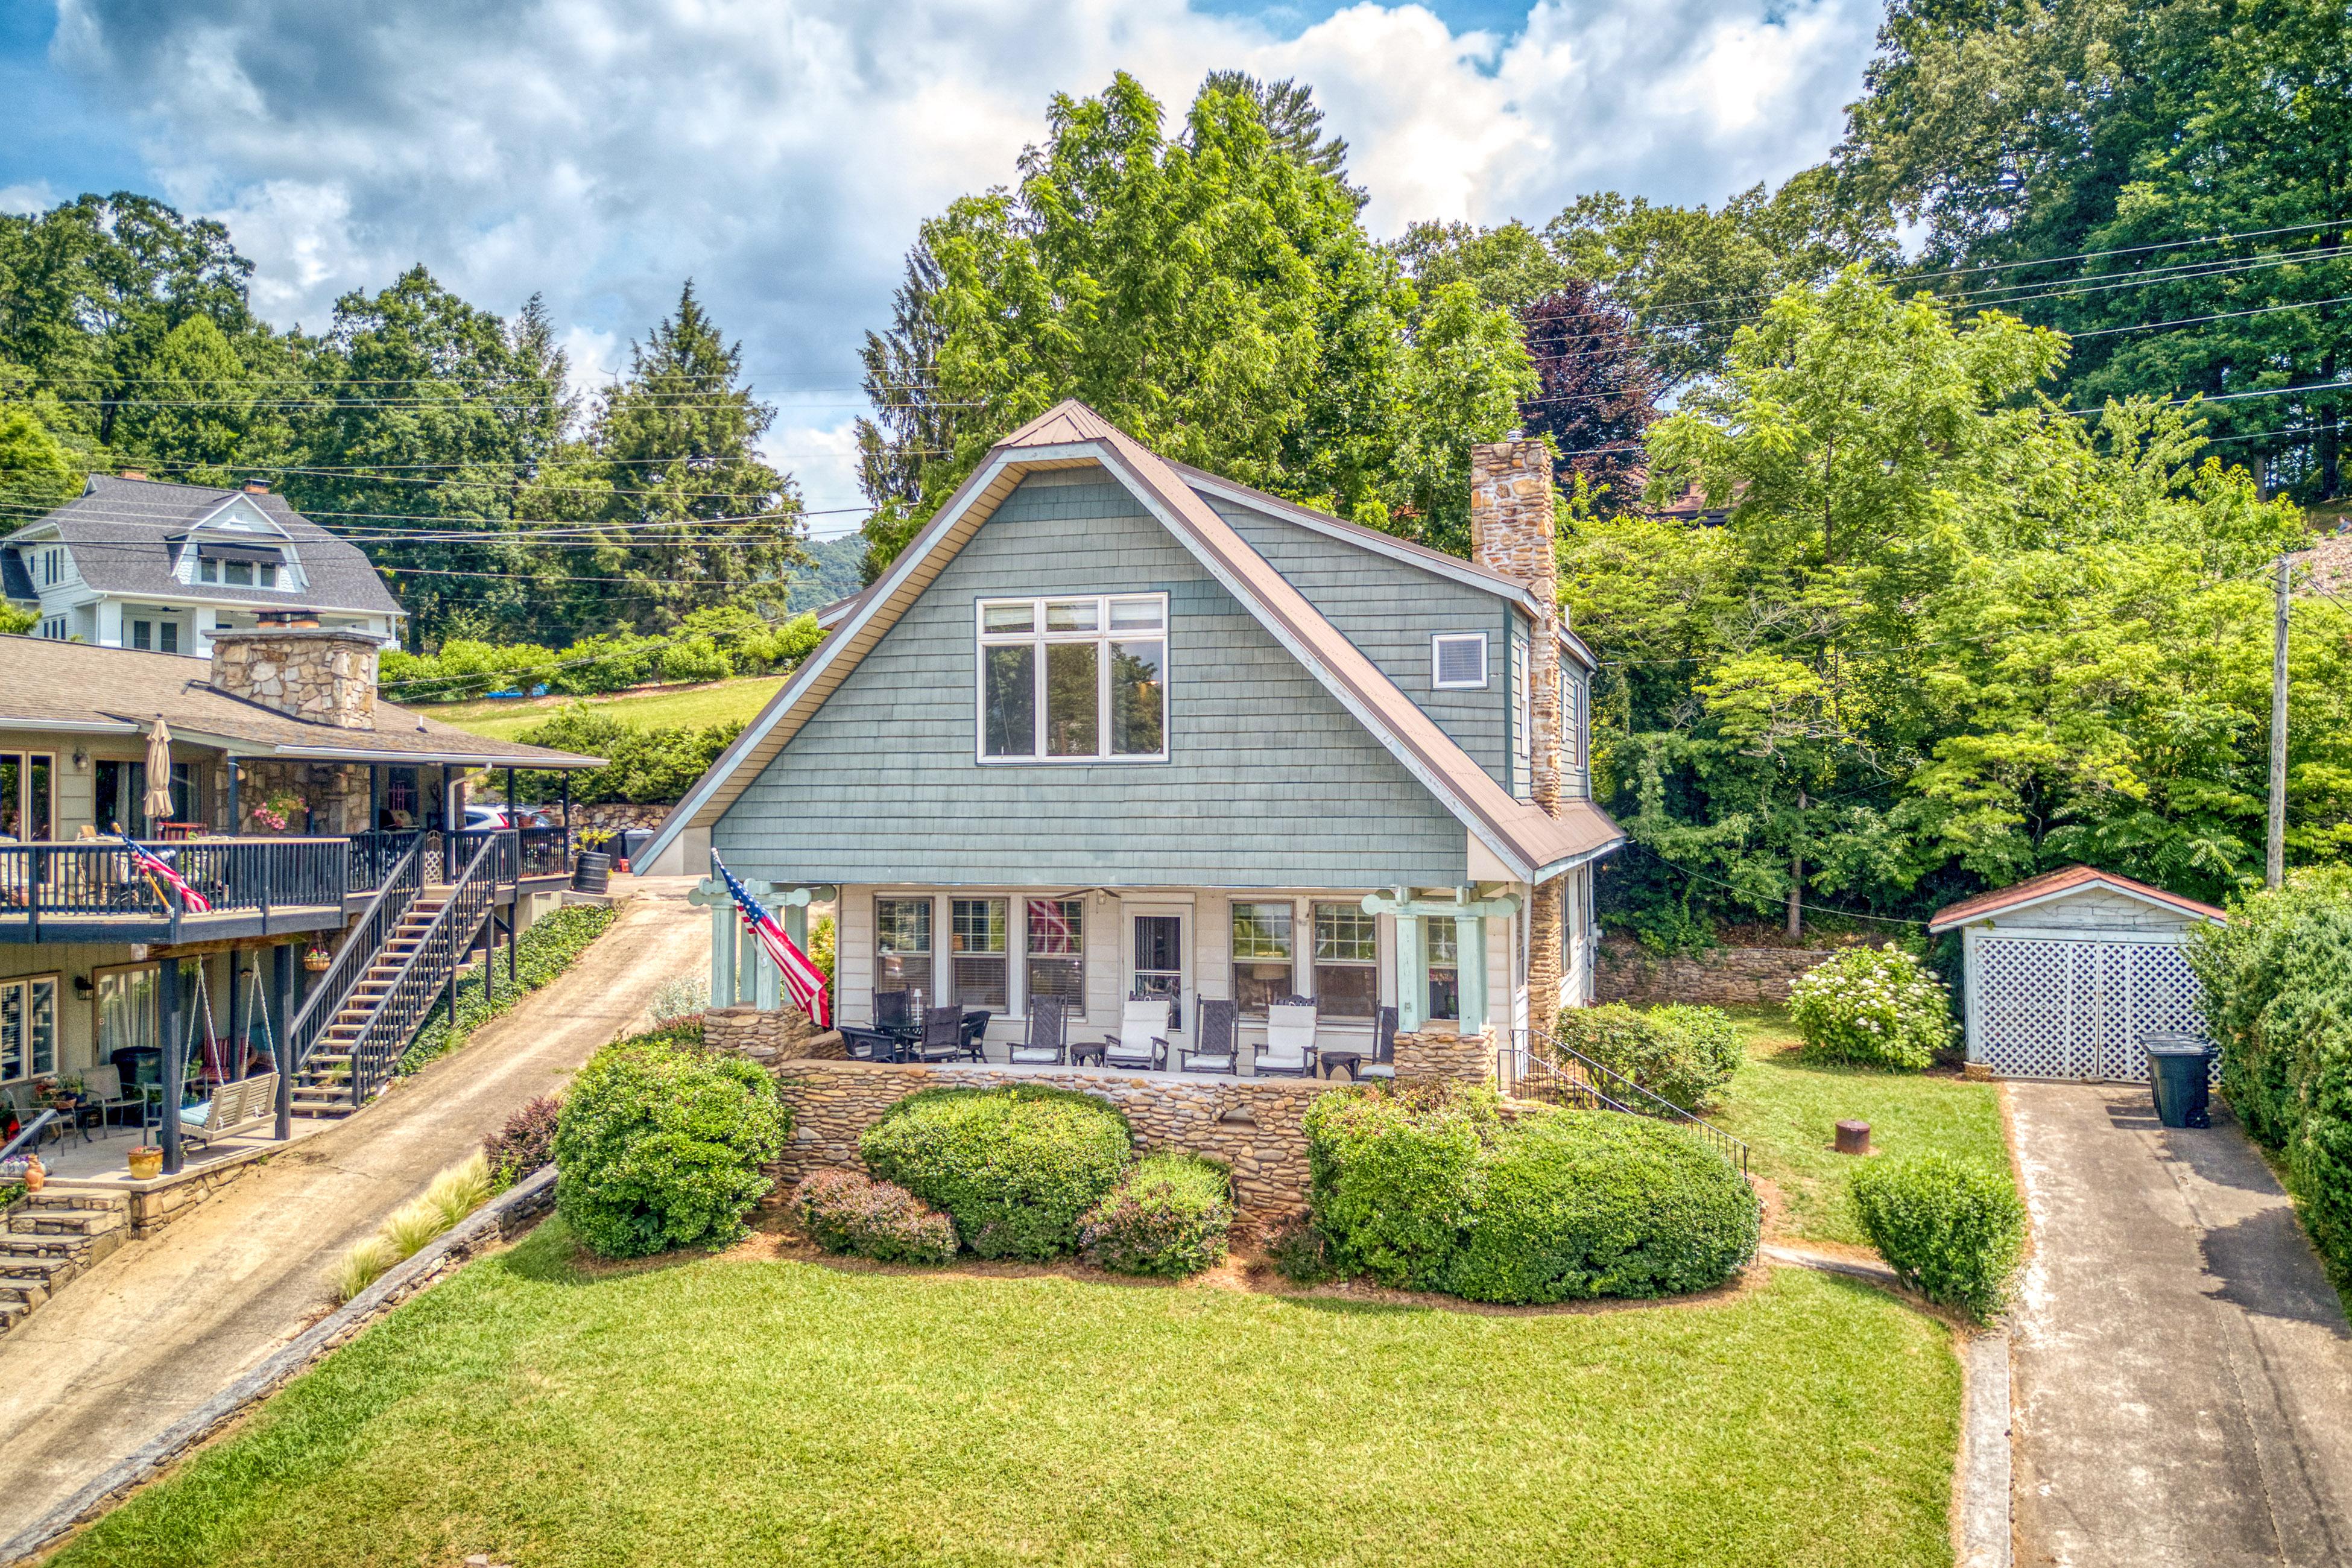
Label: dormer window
xmin=194 ymin=539 xmax=287 ymax=590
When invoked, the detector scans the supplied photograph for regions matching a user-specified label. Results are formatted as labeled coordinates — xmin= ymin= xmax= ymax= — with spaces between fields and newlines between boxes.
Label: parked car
xmin=464 ymin=804 xmax=554 ymax=832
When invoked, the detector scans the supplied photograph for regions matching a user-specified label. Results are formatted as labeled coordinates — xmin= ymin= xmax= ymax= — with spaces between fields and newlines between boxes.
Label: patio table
xmin=1317 ymin=1051 xmax=1364 ymax=1081
xmin=1069 ymin=1043 xmax=1107 ymax=1068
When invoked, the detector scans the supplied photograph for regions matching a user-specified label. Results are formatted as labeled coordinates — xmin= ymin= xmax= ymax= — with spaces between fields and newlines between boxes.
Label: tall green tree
xmin=854 ymin=72 xmax=1532 ymax=574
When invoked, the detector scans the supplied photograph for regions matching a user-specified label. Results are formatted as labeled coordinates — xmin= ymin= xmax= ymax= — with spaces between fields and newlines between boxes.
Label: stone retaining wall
xmin=1394 ymin=1026 xmax=1497 ymax=1084
xmin=760 ymin=1058 xmax=1328 ymax=1229
xmin=1593 ymin=938 xmax=1891 ymax=1007
xmin=702 ymin=1006 xmax=842 ymax=1065
xmin=569 ymin=803 xmax=672 ymax=837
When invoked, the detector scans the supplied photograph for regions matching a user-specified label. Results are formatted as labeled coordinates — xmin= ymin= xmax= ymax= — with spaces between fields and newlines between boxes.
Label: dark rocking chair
xmin=1007 ymin=996 xmax=1069 ymax=1065
xmin=1178 ymin=998 xmax=1240 ymax=1074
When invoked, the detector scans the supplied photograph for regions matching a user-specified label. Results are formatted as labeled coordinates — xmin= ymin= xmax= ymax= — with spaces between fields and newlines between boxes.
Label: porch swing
xmin=151 ymin=966 xmax=281 ymax=1153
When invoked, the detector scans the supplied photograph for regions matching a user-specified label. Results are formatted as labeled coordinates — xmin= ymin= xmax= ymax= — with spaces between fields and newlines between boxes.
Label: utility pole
xmin=2268 ymin=552 xmax=2291 ymax=889
xmin=1788 ymin=788 xmax=1806 ymax=940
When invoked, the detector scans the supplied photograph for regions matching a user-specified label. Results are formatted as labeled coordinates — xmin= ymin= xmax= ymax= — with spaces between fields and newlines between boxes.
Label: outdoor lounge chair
xmin=81 ymin=1064 xmax=142 ymax=1137
xmin=874 ymin=989 xmax=913 ymax=1032
xmin=902 ymin=1006 xmax=968 ymax=1064
xmin=1007 ymin=996 xmax=1067 ymax=1065
xmin=1099 ymin=995 xmax=1170 ymax=1070
xmin=2 ymin=1084 xmax=62 ymax=1146
xmin=838 ymin=1026 xmax=899 ymax=1063
xmin=1359 ymin=1007 xmax=1398 ymax=1081
xmin=176 ymin=1071 xmax=279 ymax=1150
xmin=1177 ymin=999 xmax=1239 ymax=1074
xmin=1254 ymin=998 xmax=1320 ymax=1078
xmin=958 ymin=1010 xmax=993 ymax=1061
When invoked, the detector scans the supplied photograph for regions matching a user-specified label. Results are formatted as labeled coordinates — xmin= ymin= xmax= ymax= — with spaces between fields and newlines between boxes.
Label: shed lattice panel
xmin=1976 ymin=937 xmax=2213 ymax=1083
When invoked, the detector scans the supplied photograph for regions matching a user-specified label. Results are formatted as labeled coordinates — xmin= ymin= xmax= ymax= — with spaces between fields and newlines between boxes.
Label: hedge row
xmin=510 ymin=707 xmax=742 ymax=805
xmin=2189 ymin=870 xmax=2352 ymax=1274
xmin=382 ymin=604 xmax=824 ymax=702
xmin=1551 ymin=1002 xmax=1743 ymax=1111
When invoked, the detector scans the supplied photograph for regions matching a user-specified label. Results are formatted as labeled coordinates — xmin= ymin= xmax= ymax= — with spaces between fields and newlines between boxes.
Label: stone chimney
xmin=208 ymin=628 xmax=381 ymax=730
xmin=241 ymin=478 xmax=270 ymax=495
xmin=1469 ymin=440 xmax=1561 ymax=815
xmin=118 ymin=469 xmax=148 ymax=481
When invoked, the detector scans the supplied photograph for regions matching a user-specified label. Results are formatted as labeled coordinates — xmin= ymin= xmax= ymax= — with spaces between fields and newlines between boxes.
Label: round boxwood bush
xmin=1080 ymin=1152 xmax=1234 ymax=1277
xmin=1444 ymin=1110 xmax=1760 ymax=1303
xmin=1551 ymin=1002 xmax=1745 ymax=1111
xmin=1300 ymin=1081 xmax=1502 ymax=1290
xmin=793 ymin=1170 xmax=958 ymax=1265
xmin=554 ymin=1036 xmax=789 ymax=1259
xmin=1788 ymin=945 xmax=1956 ymax=1070
xmin=1850 ymin=1152 xmax=2026 ymax=1321
xmin=859 ymin=1086 xmax=1132 ymax=1260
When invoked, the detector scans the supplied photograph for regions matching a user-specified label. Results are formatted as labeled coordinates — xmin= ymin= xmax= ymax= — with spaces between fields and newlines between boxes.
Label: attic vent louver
xmin=1431 ymin=633 xmax=1488 ymax=689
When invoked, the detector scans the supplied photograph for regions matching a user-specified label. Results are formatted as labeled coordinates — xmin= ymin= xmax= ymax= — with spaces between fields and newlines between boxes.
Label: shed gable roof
xmin=1926 ymin=865 xmax=2227 ymax=932
xmin=642 ymin=400 xmax=1623 ymax=881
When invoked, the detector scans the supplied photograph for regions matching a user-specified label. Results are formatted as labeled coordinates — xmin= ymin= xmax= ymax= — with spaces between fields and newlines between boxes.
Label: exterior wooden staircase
xmin=0 ymin=1190 xmax=130 ymax=1339
xmin=289 ymin=895 xmax=446 ymax=1119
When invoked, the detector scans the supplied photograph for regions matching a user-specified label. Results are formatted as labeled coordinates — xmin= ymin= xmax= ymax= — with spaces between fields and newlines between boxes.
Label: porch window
xmin=0 ymin=752 xmax=54 ymax=841
xmin=1427 ymin=920 xmax=1459 ymax=1022
xmin=1313 ymin=903 xmax=1378 ymax=1020
xmin=874 ymin=897 xmax=934 ymax=1006
xmin=0 ymin=975 xmax=57 ymax=1083
xmin=950 ymin=897 xmax=1009 ymax=1010
xmin=976 ymin=595 xmax=1168 ymax=762
xmin=1231 ymin=902 xmax=1294 ymax=1017
xmin=96 ymin=965 xmax=160 ymax=1059
xmin=1026 ymin=898 xmax=1086 ymax=1019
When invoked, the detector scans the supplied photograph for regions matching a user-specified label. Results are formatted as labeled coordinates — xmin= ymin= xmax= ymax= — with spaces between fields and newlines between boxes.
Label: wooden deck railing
xmin=0 ymin=837 xmax=347 ymax=941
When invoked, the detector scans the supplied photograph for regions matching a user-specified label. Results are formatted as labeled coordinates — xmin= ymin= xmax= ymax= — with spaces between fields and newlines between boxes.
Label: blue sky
xmin=1 ymin=0 xmax=1880 ymax=528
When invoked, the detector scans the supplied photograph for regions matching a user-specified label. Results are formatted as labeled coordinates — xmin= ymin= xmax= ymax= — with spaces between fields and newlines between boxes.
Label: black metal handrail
xmin=287 ymin=834 xmax=425 ymax=1075
xmin=343 ymin=832 xmax=507 ymax=1106
xmin=1502 ymin=1028 xmax=1751 ymax=1175
xmin=0 ymin=1110 xmax=60 ymax=1167
xmin=0 ymin=838 xmax=346 ymax=938
xmin=346 ymin=830 xmax=423 ymax=893
xmin=516 ymin=826 xmax=569 ymax=877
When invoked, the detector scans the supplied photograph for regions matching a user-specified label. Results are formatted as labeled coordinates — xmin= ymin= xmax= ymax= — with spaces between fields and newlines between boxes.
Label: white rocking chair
xmin=1254 ymin=998 xmax=1320 ymax=1078
xmin=1099 ymin=996 xmax=1171 ymax=1070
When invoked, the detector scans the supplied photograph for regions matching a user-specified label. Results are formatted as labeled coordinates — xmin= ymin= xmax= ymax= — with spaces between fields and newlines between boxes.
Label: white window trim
xmin=1430 ymin=631 xmax=1490 ymax=689
xmin=0 ymin=972 xmax=60 ymax=1084
xmin=974 ymin=592 xmax=1171 ymax=765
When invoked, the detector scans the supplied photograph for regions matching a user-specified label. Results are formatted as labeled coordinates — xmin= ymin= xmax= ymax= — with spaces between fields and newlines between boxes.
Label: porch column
xmin=1394 ymin=913 xmax=1426 ymax=1032
xmin=227 ymin=950 xmax=249 ymax=1080
xmin=1454 ymin=913 xmax=1488 ymax=1036
xmin=226 ymin=759 xmax=241 ymax=836
xmin=271 ymin=941 xmax=296 ymax=1140
xmin=368 ymin=765 xmax=382 ymax=832
xmin=505 ymin=767 xmax=517 ymax=820
xmin=159 ymin=955 xmax=184 ymax=1175
xmin=559 ymin=774 xmax=572 ymax=862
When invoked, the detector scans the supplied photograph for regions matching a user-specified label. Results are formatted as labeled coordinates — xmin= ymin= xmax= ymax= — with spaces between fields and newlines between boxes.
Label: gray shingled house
xmin=2 ymin=473 xmax=403 ymax=656
xmin=639 ymin=401 xmax=1624 ymax=1068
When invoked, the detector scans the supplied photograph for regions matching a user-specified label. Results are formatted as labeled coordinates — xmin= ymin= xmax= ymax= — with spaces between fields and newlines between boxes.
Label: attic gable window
xmin=977 ymin=594 xmax=1168 ymax=763
xmin=1430 ymin=633 xmax=1487 ymax=689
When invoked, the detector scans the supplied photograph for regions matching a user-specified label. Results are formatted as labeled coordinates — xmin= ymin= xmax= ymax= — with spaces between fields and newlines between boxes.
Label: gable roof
xmin=641 ymin=400 xmax=1623 ymax=883
xmin=1926 ymin=865 xmax=2227 ymax=932
xmin=1 ymin=476 xmax=403 ymax=619
xmin=0 ymin=635 xmax=602 ymax=769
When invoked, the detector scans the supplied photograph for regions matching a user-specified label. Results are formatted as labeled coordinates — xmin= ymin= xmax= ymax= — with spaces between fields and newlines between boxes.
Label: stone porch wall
xmin=1593 ymin=937 xmax=1893 ymax=1007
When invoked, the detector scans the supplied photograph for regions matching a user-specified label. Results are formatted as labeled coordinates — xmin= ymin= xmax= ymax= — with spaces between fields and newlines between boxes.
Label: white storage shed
xmin=1929 ymin=866 xmax=2227 ymax=1083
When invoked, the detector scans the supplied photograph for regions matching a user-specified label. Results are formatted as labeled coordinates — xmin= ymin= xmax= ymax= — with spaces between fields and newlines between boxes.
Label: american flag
xmin=119 ymin=830 xmax=211 ymax=913
xmin=711 ymin=852 xmax=829 ymax=1029
xmin=1028 ymin=897 xmax=1077 ymax=952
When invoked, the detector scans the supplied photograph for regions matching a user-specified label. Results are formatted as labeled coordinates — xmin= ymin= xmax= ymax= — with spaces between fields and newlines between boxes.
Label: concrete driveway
xmin=2009 ymin=1081 xmax=2352 ymax=1567
xmin=0 ymin=882 xmax=705 ymax=1543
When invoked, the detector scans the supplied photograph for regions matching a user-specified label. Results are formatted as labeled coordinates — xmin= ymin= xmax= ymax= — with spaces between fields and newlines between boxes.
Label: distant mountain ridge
xmin=784 ymin=534 xmax=866 ymax=611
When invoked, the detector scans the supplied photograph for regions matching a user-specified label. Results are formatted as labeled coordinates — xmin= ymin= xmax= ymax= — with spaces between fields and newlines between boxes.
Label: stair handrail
xmin=341 ymin=833 xmax=502 ymax=1107
xmin=0 ymin=1111 xmax=62 ymax=1167
xmin=1505 ymin=1028 xmax=1751 ymax=1175
xmin=286 ymin=834 xmax=425 ymax=1074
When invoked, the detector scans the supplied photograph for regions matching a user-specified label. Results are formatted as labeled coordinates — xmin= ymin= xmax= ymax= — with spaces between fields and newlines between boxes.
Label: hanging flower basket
xmin=303 ymin=946 xmax=334 ymax=973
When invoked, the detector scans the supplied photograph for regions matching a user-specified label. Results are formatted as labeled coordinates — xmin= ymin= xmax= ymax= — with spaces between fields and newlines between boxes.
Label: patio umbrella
xmin=142 ymin=718 xmax=175 ymax=827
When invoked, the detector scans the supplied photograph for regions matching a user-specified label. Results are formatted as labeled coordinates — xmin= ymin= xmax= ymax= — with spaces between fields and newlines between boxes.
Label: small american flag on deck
xmin=118 ymin=830 xmax=210 ymax=912
xmin=711 ymin=852 xmax=829 ymax=1028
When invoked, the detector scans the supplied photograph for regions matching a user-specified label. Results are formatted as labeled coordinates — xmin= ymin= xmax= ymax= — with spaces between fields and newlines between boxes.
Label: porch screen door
xmin=1131 ymin=914 xmax=1184 ymax=1031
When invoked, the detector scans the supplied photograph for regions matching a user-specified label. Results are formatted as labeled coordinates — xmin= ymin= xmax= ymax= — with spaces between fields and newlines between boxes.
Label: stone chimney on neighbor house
xmin=207 ymin=627 xmax=381 ymax=731
xmin=1470 ymin=438 xmax=1567 ymax=1015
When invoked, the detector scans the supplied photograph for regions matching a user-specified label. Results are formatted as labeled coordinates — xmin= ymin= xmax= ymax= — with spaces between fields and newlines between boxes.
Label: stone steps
xmin=0 ymin=1190 xmax=131 ymax=1338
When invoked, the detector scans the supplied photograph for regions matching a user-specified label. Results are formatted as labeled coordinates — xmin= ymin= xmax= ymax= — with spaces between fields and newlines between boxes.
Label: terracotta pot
xmin=22 ymin=1155 xmax=44 ymax=1193
xmin=128 ymin=1147 xmax=163 ymax=1181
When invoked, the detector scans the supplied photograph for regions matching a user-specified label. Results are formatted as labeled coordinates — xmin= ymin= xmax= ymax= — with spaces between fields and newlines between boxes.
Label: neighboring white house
xmin=1929 ymin=865 xmax=2227 ymax=1082
xmin=1 ymin=473 xmax=404 ymax=657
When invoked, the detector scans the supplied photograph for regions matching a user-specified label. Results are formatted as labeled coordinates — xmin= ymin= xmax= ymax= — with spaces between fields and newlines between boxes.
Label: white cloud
xmin=49 ymin=0 xmax=1877 ymax=508
xmin=0 ymin=180 xmax=60 ymax=215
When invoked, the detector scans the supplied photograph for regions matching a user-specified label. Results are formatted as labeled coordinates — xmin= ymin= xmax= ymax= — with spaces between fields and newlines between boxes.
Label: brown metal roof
xmin=0 ymin=635 xmax=604 ymax=768
xmin=1926 ymin=865 xmax=2227 ymax=932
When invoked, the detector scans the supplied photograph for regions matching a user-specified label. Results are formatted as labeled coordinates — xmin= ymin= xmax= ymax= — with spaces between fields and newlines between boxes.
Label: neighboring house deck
xmin=1 ymin=473 xmax=404 ymax=657
xmin=642 ymin=401 xmax=1625 ymax=1073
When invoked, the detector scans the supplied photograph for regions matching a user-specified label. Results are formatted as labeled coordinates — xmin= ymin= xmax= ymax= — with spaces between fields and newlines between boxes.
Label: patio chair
xmin=1178 ymin=999 xmax=1239 ymax=1074
xmin=874 ymin=989 xmax=913 ymax=1032
xmin=838 ymin=1026 xmax=900 ymax=1063
xmin=958 ymin=1010 xmax=993 ymax=1061
xmin=1007 ymin=996 xmax=1068 ymax=1066
xmin=2 ymin=1084 xmax=60 ymax=1145
xmin=1099 ymin=995 xmax=1170 ymax=1071
xmin=81 ymin=1064 xmax=141 ymax=1138
xmin=1254 ymin=997 xmax=1320 ymax=1078
xmin=901 ymin=1006 xmax=968 ymax=1064
xmin=1359 ymin=1006 xmax=1398 ymax=1082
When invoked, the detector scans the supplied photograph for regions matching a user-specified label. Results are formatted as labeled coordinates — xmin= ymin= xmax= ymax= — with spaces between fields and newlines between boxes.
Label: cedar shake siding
xmin=715 ymin=473 xmax=1471 ymax=887
xmin=1206 ymin=496 xmax=1517 ymax=788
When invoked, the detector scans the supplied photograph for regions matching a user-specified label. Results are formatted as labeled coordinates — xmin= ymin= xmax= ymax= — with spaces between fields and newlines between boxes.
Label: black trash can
xmin=572 ymin=851 xmax=612 ymax=894
xmin=2145 ymin=1033 xmax=2216 ymax=1129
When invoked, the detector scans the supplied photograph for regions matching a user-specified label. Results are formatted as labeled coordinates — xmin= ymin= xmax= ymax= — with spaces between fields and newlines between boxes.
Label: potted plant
xmin=252 ymin=792 xmax=303 ymax=832
xmin=127 ymin=1144 xmax=163 ymax=1181
xmin=303 ymin=944 xmax=335 ymax=972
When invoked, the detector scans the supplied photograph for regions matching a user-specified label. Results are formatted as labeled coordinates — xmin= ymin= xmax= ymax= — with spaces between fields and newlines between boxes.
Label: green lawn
xmin=59 ymin=1219 xmax=1962 ymax=1568
xmin=1712 ymin=1005 xmax=2011 ymax=1248
xmin=411 ymin=675 xmax=786 ymax=741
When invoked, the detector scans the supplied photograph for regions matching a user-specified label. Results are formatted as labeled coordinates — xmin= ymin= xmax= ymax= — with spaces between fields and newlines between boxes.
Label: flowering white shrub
xmin=1788 ymin=945 xmax=1956 ymax=1070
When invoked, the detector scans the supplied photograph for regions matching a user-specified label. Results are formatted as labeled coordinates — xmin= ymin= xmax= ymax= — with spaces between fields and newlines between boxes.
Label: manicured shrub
xmin=793 ymin=1170 xmax=958 ymax=1264
xmin=1300 ymin=1082 xmax=1501 ymax=1289
xmin=1080 ymin=1152 xmax=1233 ymax=1277
xmin=1850 ymin=1153 xmax=2026 ymax=1321
xmin=1445 ymin=1111 xmax=1759 ymax=1303
xmin=483 ymin=1095 xmax=562 ymax=1186
xmin=1788 ymin=945 xmax=1956 ymax=1070
xmin=1264 ymin=1211 xmax=1341 ymax=1285
xmin=2189 ymin=870 xmax=2352 ymax=1270
xmin=554 ymin=1035 xmax=790 ymax=1259
xmin=859 ymin=1086 xmax=1131 ymax=1260
xmin=657 ymin=633 xmax=732 ymax=684
xmin=1551 ymin=1002 xmax=1745 ymax=1111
